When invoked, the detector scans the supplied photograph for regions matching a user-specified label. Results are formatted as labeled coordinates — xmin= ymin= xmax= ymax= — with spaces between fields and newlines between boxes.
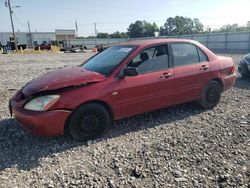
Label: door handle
xmin=200 ymin=65 xmax=210 ymax=70
xmin=160 ymin=73 xmax=172 ymax=79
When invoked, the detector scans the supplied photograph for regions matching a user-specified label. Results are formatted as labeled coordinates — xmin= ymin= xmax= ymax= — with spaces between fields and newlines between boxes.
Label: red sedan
xmin=9 ymin=39 xmax=236 ymax=140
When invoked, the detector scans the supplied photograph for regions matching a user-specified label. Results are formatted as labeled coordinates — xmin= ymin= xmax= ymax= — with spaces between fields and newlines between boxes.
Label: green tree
xmin=216 ymin=22 xmax=250 ymax=32
xmin=86 ymin=35 xmax=96 ymax=39
xmin=246 ymin=21 xmax=250 ymax=30
xmin=128 ymin=20 xmax=159 ymax=38
xmin=143 ymin=21 xmax=159 ymax=37
xmin=193 ymin=18 xmax=204 ymax=34
xmin=97 ymin=32 xmax=109 ymax=38
xmin=127 ymin=21 xmax=144 ymax=38
xmin=110 ymin=31 xmax=128 ymax=38
xmin=218 ymin=24 xmax=239 ymax=32
xmin=160 ymin=16 xmax=204 ymax=36
xmin=237 ymin=26 xmax=248 ymax=32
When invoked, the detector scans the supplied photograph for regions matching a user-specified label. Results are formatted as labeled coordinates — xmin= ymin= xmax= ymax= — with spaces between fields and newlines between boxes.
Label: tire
xmin=67 ymin=103 xmax=110 ymax=141
xmin=198 ymin=81 xmax=222 ymax=109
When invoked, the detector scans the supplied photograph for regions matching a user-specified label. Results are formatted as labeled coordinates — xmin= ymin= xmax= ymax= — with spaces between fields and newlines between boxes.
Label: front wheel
xmin=198 ymin=81 xmax=222 ymax=109
xmin=67 ymin=103 xmax=110 ymax=141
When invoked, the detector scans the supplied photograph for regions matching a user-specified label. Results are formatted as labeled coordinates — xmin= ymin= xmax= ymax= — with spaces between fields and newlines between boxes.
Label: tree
xmin=216 ymin=23 xmax=250 ymax=32
xmin=143 ymin=21 xmax=159 ymax=37
xmin=110 ymin=31 xmax=128 ymax=38
xmin=127 ymin=21 xmax=144 ymax=38
xmin=97 ymin=32 xmax=109 ymax=38
xmin=86 ymin=35 xmax=96 ymax=39
xmin=161 ymin=17 xmax=176 ymax=35
xmin=160 ymin=16 xmax=204 ymax=36
xmin=127 ymin=20 xmax=159 ymax=38
xmin=247 ymin=21 xmax=250 ymax=30
xmin=218 ymin=24 xmax=239 ymax=32
xmin=193 ymin=18 xmax=204 ymax=34
xmin=237 ymin=26 xmax=249 ymax=32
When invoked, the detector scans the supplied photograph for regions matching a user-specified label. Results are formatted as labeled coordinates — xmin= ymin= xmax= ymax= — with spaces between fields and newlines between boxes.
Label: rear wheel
xmin=198 ymin=81 xmax=222 ymax=109
xmin=67 ymin=103 xmax=110 ymax=141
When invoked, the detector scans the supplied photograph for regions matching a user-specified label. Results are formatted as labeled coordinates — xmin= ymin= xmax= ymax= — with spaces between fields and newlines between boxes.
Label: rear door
xmin=170 ymin=43 xmax=211 ymax=104
xmin=117 ymin=44 xmax=175 ymax=117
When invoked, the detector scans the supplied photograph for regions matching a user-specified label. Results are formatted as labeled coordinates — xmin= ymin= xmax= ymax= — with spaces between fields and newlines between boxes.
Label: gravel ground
xmin=0 ymin=52 xmax=249 ymax=187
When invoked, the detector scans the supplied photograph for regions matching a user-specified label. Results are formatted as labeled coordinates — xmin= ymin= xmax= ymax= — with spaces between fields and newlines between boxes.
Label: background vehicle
xmin=96 ymin=44 xmax=108 ymax=52
xmin=2 ymin=41 xmax=27 ymax=51
xmin=238 ymin=53 xmax=250 ymax=78
xmin=34 ymin=43 xmax=51 ymax=50
xmin=61 ymin=45 xmax=87 ymax=53
xmin=10 ymin=39 xmax=236 ymax=141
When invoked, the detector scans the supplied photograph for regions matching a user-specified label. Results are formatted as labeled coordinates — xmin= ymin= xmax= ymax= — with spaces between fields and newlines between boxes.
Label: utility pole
xmin=7 ymin=0 xmax=18 ymax=51
xmin=94 ymin=22 xmax=97 ymax=37
xmin=75 ymin=20 xmax=78 ymax=37
xmin=28 ymin=21 xmax=32 ymax=48
xmin=94 ymin=22 xmax=97 ymax=46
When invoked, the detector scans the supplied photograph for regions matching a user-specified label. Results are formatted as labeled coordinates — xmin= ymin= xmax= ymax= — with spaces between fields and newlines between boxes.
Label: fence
xmin=68 ymin=31 xmax=250 ymax=53
xmin=66 ymin=38 xmax=128 ymax=49
xmin=172 ymin=31 xmax=250 ymax=52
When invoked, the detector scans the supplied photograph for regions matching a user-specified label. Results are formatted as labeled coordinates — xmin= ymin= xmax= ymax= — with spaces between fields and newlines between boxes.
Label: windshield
xmin=83 ymin=45 xmax=137 ymax=76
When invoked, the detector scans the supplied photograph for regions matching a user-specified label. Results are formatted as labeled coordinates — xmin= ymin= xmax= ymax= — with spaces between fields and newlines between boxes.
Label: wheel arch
xmin=211 ymin=78 xmax=224 ymax=91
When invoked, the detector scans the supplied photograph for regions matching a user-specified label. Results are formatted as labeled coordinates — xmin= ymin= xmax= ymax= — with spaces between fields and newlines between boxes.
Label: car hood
xmin=22 ymin=67 xmax=106 ymax=96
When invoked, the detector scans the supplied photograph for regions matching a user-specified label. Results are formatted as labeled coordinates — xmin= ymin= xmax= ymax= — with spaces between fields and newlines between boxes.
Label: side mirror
xmin=123 ymin=67 xmax=138 ymax=77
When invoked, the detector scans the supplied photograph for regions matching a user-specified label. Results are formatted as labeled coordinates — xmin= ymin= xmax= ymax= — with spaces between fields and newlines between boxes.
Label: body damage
xmin=10 ymin=67 xmax=110 ymax=136
xmin=209 ymin=55 xmax=236 ymax=91
xmin=22 ymin=67 xmax=106 ymax=96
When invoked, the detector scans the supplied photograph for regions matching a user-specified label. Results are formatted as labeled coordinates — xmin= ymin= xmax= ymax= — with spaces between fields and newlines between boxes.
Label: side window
xmin=171 ymin=43 xmax=199 ymax=67
xmin=128 ymin=45 xmax=169 ymax=74
xmin=131 ymin=48 xmax=154 ymax=64
xmin=197 ymin=48 xmax=208 ymax=62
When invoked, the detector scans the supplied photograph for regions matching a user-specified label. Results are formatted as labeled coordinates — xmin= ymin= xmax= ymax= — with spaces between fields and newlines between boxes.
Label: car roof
xmin=116 ymin=38 xmax=218 ymax=62
xmin=118 ymin=38 xmax=197 ymax=47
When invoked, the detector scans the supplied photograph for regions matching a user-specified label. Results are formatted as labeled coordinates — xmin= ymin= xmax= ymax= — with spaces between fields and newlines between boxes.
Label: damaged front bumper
xmin=9 ymin=98 xmax=71 ymax=136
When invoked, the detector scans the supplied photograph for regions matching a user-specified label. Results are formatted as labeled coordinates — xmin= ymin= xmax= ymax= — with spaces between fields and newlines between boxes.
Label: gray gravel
xmin=0 ymin=52 xmax=249 ymax=187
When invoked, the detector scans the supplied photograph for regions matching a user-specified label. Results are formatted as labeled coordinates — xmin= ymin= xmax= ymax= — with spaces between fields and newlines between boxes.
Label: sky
xmin=1 ymin=0 xmax=250 ymax=36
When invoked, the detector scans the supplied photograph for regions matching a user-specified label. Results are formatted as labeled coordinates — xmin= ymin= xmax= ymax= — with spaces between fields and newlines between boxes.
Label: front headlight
xmin=24 ymin=95 xmax=60 ymax=111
